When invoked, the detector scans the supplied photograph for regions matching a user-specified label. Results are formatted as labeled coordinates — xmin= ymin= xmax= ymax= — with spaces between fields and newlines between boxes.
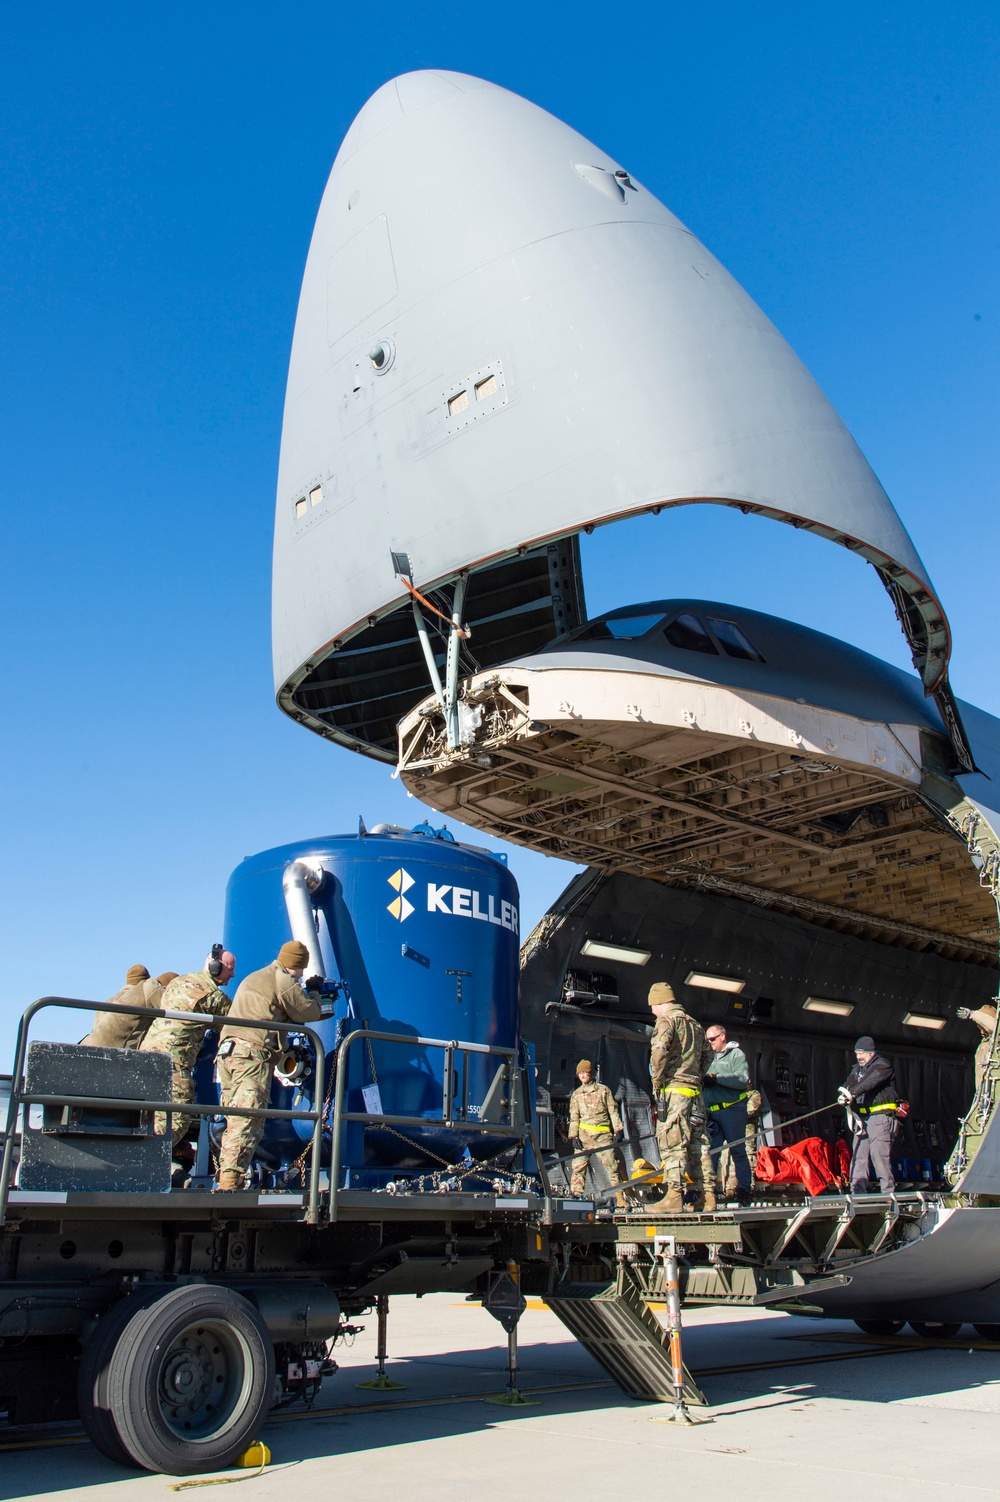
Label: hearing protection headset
xmin=208 ymin=942 xmax=225 ymax=978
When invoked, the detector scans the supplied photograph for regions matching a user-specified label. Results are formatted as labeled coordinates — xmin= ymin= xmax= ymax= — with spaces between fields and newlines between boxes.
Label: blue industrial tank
xmin=222 ymin=823 xmax=521 ymax=1185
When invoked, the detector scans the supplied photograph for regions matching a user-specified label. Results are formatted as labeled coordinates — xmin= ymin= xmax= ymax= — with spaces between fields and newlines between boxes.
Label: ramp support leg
xmin=656 ymin=1236 xmax=711 ymax=1426
xmin=356 ymin=1295 xmax=406 ymax=1390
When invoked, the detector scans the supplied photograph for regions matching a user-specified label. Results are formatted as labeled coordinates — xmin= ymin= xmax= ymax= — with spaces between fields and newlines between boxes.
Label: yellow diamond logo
xmin=387 ymin=868 xmax=415 ymax=921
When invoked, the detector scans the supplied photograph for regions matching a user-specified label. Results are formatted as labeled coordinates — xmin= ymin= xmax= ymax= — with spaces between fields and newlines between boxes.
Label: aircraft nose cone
xmin=273 ymin=69 xmax=951 ymax=759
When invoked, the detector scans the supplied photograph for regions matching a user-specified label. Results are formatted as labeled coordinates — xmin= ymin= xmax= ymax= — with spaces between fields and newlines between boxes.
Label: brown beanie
xmin=278 ymin=940 xmax=310 ymax=970
xmin=126 ymin=965 xmax=150 ymax=986
xmin=575 ymin=1059 xmax=594 ymax=1075
xmin=648 ymin=982 xmax=676 ymax=1007
xmin=157 ymin=972 xmax=179 ymax=986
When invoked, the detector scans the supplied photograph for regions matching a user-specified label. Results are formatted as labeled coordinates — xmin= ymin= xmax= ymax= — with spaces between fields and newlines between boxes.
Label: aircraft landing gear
xmin=908 ymin=1320 xmax=962 ymax=1339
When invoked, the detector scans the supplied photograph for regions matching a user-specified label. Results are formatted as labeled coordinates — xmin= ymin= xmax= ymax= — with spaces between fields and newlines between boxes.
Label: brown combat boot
xmin=695 ymin=1189 xmax=718 ymax=1213
xmin=215 ymin=1169 xmax=242 ymax=1192
xmin=642 ymin=1187 xmax=684 ymax=1214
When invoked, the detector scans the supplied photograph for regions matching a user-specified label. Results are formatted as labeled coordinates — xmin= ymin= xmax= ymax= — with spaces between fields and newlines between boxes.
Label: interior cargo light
xmin=685 ymin=971 xmax=746 ymax=994
xmin=803 ymin=997 xmax=855 ymax=1017
xmin=581 ymin=939 xmax=651 ymax=966
xmin=902 ymin=1012 xmax=947 ymax=1030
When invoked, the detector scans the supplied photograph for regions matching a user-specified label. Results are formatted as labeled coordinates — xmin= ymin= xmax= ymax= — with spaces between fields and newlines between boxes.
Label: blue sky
xmin=1 ymin=4 xmax=996 ymax=1065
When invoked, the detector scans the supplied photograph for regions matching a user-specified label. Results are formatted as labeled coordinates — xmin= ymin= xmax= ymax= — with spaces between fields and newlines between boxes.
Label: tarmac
xmin=3 ymin=1295 xmax=1000 ymax=1501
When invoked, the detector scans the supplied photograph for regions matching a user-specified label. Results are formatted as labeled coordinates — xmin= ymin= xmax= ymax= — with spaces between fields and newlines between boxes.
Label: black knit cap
xmin=854 ymin=1035 xmax=875 ymax=1052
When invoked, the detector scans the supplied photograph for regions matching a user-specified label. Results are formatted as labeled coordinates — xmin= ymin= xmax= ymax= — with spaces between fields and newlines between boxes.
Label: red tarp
xmin=755 ymin=1136 xmax=851 ymax=1196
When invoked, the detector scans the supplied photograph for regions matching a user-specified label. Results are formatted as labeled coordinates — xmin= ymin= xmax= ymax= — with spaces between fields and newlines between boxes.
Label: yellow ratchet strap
xmin=707 ymin=1090 xmax=750 ymax=1112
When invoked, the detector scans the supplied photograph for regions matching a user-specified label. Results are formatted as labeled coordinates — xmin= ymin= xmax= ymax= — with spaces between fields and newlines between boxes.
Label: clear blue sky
xmin=1 ymin=4 xmax=997 ymax=1066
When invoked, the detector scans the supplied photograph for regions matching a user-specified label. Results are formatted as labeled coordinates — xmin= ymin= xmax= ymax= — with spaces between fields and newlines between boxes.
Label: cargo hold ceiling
xmin=279 ymin=539 xmax=585 ymax=760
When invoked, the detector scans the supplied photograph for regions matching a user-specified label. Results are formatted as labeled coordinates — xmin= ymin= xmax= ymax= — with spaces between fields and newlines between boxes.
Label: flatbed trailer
xmin=1 ymin=997 xmax=993 ymax=1473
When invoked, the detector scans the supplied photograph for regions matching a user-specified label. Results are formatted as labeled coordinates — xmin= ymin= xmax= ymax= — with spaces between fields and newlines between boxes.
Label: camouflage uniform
xmin=568 ymin=1079 xmax=625 ymax=1196
xmin=82 ymin=977 xmax=164 ymax=1051
xmin=650 ymin=1003 xmax=714 ymax=1195
xmin=140 ymin=970 xmax=232 ymax=1144
xmin=216 ymin=962 xmax=322 ymax=1178
xmin=970 ymin=1005 xmax=999 ymax=1091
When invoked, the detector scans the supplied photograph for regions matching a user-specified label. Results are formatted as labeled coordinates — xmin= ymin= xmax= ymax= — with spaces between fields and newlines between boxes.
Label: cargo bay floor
xmin=3 ymin=1295 xmax=1000 ymax=1501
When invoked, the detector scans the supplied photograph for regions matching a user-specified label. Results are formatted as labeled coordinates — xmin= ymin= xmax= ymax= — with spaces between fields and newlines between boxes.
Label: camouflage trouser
xmin=655 ymin=1090 xmax=712 ymax=1194
xmin=147 ymin=1052 xmax=196 ymax=1146
xmin=570 ymin=1131 xmax=626 ymax=1196
xmin=217 ymin=1043 xmax=273 ymax=1177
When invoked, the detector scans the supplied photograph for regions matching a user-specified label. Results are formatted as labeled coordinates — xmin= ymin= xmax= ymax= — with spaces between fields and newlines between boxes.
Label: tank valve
xmin=275 ymin=1039 xmax=313 ymax=1085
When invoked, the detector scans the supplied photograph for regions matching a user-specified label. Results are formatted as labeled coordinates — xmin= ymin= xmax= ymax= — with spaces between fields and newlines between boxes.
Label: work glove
xmin=613 ymin=1129 xmax=624 ymax=1143
xmin=836 ymin=1086 xmax=853 ymax=1106
xmin=304 ymin=975 xmax=326 ymax=993
xmin=571 ymin=1137 xmax=582 ymax=1151
xmin=956 ymin=1007 xmax=972 ymax=1021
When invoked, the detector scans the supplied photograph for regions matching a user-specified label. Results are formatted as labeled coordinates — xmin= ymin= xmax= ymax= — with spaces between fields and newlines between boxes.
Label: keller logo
xmin=386 ymin=868 xmax=415 ymax=922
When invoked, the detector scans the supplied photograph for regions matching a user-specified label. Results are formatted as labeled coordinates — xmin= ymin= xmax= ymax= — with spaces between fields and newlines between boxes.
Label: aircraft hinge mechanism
xmin=391 ymin=550 xmax=472 ymax=752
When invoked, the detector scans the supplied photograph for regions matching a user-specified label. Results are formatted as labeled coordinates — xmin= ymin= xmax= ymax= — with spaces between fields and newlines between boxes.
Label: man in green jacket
xmin=704 ymin=1024 xmax=753 ymax=1205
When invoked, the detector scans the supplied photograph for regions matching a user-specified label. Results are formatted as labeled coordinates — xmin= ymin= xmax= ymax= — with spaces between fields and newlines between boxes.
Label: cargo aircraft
xmin=272 ymin=71 xmax=1000 ymax=1328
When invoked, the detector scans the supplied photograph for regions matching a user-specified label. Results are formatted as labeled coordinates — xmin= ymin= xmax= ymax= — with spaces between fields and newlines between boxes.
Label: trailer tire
xmin=853 ymin=1319 xmax=905 ymax=1336
xmin=104 ymin=1285 xmax=275 ymax=1475
xmin=908 ymin=1321 xmax=962 ymax=1339
xmin=78 ymin=1289 xmax=167 ymax=1467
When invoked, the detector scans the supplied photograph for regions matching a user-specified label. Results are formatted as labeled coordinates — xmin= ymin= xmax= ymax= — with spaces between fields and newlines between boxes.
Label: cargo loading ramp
xmin=545 ymin=1263 xmax=708 ymax=1406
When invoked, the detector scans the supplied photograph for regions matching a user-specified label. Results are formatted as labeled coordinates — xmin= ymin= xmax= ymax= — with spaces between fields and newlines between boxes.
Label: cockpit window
xmin=663 ymin=613 xmax=718 ymax=655
xmin=707 ymin=618 xmax=766 ymax=662
xmin=574 ymin=613 xmax=664 ymax=641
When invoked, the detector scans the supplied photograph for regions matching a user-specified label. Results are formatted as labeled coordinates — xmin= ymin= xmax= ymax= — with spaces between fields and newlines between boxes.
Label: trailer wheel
xmin=105 ymin=1285 xmax=275 ymax=1474
xmin=853 ymin=1319 xmax=905 ymax=1336
xmin=78 ymin=1289 xmax=166 ymax=1466
xmin=973 ymin=1324 xmax=1000 ymax=1342
xmin=909 ymin=1320 xmax=962 ymax=1339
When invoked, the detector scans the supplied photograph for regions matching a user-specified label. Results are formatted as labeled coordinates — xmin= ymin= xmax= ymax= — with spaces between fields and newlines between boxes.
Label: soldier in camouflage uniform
xmin=957 ymin=1002 xmax=999 ymax=1092
xmin=215 ymin=941 xmax=323 ymax=1191
xmin=140 ymin=952 xmax=236 ymax=1145
xmin=81 ymin=966 xmax=178 ymax=1051
xmin=568 ymin=1059 xmax=627 ymax=1204
xmin=644 ymin=981 xmax=715 ymax=1214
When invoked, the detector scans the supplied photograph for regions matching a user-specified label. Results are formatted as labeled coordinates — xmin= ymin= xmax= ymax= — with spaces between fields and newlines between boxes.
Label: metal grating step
xmin=544 ymin=1268 xmax=707 ymax=1405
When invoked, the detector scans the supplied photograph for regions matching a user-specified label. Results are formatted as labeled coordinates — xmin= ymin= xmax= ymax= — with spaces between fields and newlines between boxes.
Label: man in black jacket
xmin=838 ymin=1036 xmax=898 ymax=1193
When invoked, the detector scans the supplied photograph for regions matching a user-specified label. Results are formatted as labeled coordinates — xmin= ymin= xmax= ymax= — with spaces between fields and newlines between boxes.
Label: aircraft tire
xmin=973 ymin=1324 xmax=1000 ymax=1342
xmin=853 ymin=1319 xmax=905 ymax=1336
xmin=78 ymin=1288 xmax=168 ymax=1466
xmin=908 ymin=1321 xmax=962 ymax=1339
xmin=102 ymin=1284 xmax=275 ymax=1474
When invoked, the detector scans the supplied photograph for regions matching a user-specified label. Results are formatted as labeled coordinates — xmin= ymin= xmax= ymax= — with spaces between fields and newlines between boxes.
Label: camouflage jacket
xmin=83 ymin=977 xmax=163 ymax=1050
xmin=568 ymin=1080 xmax=622 ymax=1136
xmin=140 ymin=970 xmax=231 ymax=1071
xmin=219 ymin=962 xmax=322 ymax=1056
xmin=650 ymin=1004 xmax=712 ymax=1093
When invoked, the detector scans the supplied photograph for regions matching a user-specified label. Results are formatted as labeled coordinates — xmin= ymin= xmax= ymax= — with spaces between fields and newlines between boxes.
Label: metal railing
xmin=328 ymin=1028 xmax=551 ymax=1220
xmin=0 ymin=997 xmax=327 ymax=1226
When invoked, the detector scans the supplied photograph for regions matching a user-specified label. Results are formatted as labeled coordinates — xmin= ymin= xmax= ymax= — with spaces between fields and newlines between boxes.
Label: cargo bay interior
xmin=391 ymin=598 xmax=1000 ymax=1190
